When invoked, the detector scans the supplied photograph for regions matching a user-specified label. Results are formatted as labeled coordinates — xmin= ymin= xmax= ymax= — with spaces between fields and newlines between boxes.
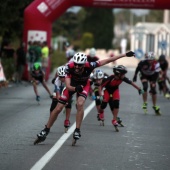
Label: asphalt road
xmin=0 ymin=66 xmax=170 ymax=170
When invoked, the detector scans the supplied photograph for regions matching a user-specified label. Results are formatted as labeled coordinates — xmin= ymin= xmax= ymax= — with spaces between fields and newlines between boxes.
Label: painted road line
xmin=30 ymin=101 xmax=95 ymax=170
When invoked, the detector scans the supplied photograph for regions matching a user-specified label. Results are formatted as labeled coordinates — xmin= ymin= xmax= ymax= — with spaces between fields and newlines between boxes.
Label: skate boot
xmin=112 ymin=119 xmax=119 ymax=132
xmin=64 ymin=119 xmax=70 ymax=133
xmin=72 ymin=128 xmax=81 ymax=146
xmin=34 ymin=126 xmax=50 ymax=145
xmin=142 ymin=102 xmax=147 ymax=114
xmin=36 ymin=95 xmax=40 ymax=104
xmin=117 ymin=117 xmax=124 ymax=127
xmin=152 ymin=106 xmax=161 ymax=115
xmin=97 ymin=112 xmax=104 ymax=126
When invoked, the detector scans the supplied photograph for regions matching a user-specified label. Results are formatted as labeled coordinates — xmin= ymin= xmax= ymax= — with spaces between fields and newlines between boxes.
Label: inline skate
xmin=117 ymin=117 xmax=124 ymax=127
xmin=152 ymin=106 xmax=161 ymax=115
xmin=64 ymin=119 xmax=70 ymax=133
xmin=97 ymin=113 xmax=104 ymax=126
xmin=112 ymin=119 xmax=119 ymax=132
xmin=165 ymin=93 xmax=170 ymax=99
xmin=72 ymin=128 xmax=81 ymax=146
xmin=36 ymin=95 xmax=40 ymax=105
xmin=34 ymin=126 xmax=50 ymax=145
xmin=142 ymin=102 xmax=147 ymax=114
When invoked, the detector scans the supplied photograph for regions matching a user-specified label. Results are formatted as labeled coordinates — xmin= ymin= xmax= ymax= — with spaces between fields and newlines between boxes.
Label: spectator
xmin=41 ymin=41 xmax=49 ymax=73
xmin=14 ymin=42 xmax=26 ymax=84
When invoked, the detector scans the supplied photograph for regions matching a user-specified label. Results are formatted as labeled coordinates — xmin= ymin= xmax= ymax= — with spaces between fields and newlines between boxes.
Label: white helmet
xmin=93 ymin=69 xmax=104 ymax=79
xmin=145 ymin=51 xmax=155 ymax=60
xmin=67 ymin=49 xmax=75 ymax=58
xmin=89 ymin=48 xmax=96 ymax=57
xmin=57 ymin=66 xmax=66 ymax=77
xmin=73 ymin=52 xmax=87 ymax=64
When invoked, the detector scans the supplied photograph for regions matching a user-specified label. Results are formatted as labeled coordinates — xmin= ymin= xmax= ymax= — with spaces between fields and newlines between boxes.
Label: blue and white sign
xmin=158 ymin=40 xmax=168 ymax=50
xmin=134 ymin=49 xmax=144 ymax=60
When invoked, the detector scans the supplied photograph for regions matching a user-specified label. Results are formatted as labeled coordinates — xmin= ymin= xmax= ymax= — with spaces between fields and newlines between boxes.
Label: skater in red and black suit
xmin=34 ymin=51 xmax=135 ymax=145
xmin=99 ymin=65 xmax=143 ymax=132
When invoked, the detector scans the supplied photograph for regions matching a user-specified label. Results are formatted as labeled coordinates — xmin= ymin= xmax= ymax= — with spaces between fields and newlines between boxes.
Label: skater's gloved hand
xmin=133 ymin=75 xmax=137 ymax=82
xmin=75 ymin=85 xmax=83 ymax=93
xmin=138 ymin=88 xmax=144 ymax=95
xmin=126 ymin=51 xmax=135 ymax=57
xmin=51 ymin=78 xmax=55 ymax=84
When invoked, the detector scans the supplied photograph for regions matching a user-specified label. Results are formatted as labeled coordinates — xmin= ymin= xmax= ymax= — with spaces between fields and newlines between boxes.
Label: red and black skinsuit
xmin=58 ymin=61 xmax=101 ymax=105
xmin=133 ymin=59 xmax=160 ymax=94
xmin=100 ymin=74 xmax=132 ymax=112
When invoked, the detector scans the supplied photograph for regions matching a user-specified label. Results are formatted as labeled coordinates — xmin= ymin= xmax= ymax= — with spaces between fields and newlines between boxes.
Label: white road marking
xmin=30 ymin=101 xmax=95 ymax=170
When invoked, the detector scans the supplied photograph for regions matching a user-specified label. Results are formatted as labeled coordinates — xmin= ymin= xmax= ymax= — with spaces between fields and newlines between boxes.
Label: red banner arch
xmin=23 ymin=0 xmax=169 ymax=48
xmin=23 ymin=0 xmax=168 ymax=80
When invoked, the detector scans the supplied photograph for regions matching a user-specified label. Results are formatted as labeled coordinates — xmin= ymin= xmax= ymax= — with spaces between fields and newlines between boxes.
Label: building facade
xmin=130 ymin=22 xmax=170 ymax=57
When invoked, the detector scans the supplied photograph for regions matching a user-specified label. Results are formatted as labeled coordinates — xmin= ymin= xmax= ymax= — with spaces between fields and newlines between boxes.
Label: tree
xmin=82 ymin=8 xmax=114 ymax=49
xmin=81 ymin=32 xmax=94 ymax=50
xmin=0 ymin=0 xmax=32 ymax=40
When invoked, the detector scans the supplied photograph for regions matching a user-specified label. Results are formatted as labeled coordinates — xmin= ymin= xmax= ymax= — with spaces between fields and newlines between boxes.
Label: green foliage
xmin=81 ymin=32 xmax=94 ymax=50
xmin=82 ymin=8 xmax=114 ymax=49
xmin=50 ymin=50 xmax=67 ymax=73
xmin=0 ymin=0 xmax=32 ymax=39
xmin=145 ymin=10 xmax=163 ymax=22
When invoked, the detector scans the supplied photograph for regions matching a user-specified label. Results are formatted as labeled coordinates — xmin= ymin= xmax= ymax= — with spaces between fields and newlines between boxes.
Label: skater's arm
xmin=123 ymin=77 xmax=142 ymax=93
xmin=131 ymin=82 xmax=141 ymax=91
xmin=99 ymin=51 xmax=135 ymax=66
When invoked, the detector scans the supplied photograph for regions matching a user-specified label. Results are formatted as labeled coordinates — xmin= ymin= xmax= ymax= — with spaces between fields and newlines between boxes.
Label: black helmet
xmin=159 ymin=54 xmax=166 ymax=61
xmin=113 ymin=65 xmax=127 ymax=75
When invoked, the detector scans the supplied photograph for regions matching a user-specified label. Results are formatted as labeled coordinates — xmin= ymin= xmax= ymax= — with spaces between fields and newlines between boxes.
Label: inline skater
xmin=91 ymin=69 xmax=124 ymax=127
xmin=66 ymin=49 xmax=75 ymax=62
xmin=98 ymin=65 xmax=143 ymax=132
xmin=30 ymin=63 xmax=52 ymax=103
xmin=133 ymin=52 xmax=161 ymax=115
xmin=87 ymin=48 xmax=99 ymax=62
xmin=50 ymin=66 xmax=72 ymax=133
xmin=90 ymin=69 xmax=108 ymax=125
xmin=157 ymin=54 xmax=170 ymax=98
xmin=34 ymin=51 xmax=135 ymax=145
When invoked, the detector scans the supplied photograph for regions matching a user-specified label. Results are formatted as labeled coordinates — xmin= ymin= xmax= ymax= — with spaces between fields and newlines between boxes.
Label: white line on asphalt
xmin=30 ymin=101 xmax=95 ymax=170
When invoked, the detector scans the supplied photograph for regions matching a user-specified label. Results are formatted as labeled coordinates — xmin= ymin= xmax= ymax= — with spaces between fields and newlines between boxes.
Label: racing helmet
xmin=145 ymin=51 xmax=155 ymax=60
xmin=33 ymin=63 xmax=41 ymax=71
xmin=159 ymin=54 xmax=166 ymax=61
xmin=67 ymin=49 xmax=75 ymax=58
xmin=113 ymin=65 xmax=127 ymax=75
xmin=57 ymin=66 xmax=66 ymax=77
xmin=93 ymin=69 xmax=104 ymax=79
xmin=89 ymin=48 xmax=96 ymax=58
xmin=73 ymin=52 xmax=87 ymax=64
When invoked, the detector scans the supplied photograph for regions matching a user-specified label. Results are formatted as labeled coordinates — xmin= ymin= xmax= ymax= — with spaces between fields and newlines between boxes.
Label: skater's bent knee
xmin=142 ymin=82 xmax=148 ymax=92
xmin=101 ymin=102 xmax=107 ymax=110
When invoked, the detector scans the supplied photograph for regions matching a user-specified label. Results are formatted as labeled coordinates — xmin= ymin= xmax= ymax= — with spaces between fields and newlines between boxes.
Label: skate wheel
xmin=143 ymin=109 xmax=147 ymax=114
xmin=72 ymin=139 xmax=77 ymax=146
xmin=65 ymin=127 xmax=68 ymax=133
xmin=155 ymin=111 xmax=161 ymax=116
xmin=120 ymin=123 xmax=124 ymax=127
xmin=34 ymin=138 xmax=41 ymax=145
xmin=115 ymin=126 xmax=119 ymax=132
xmin=99 ymin=120 xmax=104 ymax=126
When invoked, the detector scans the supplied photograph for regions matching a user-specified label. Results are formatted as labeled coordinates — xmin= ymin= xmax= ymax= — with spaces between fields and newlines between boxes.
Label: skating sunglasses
xmin=59 ymin=76 xmax=65 ymax=78
xmin=74 ymin=63 xmax=84 ymax=67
